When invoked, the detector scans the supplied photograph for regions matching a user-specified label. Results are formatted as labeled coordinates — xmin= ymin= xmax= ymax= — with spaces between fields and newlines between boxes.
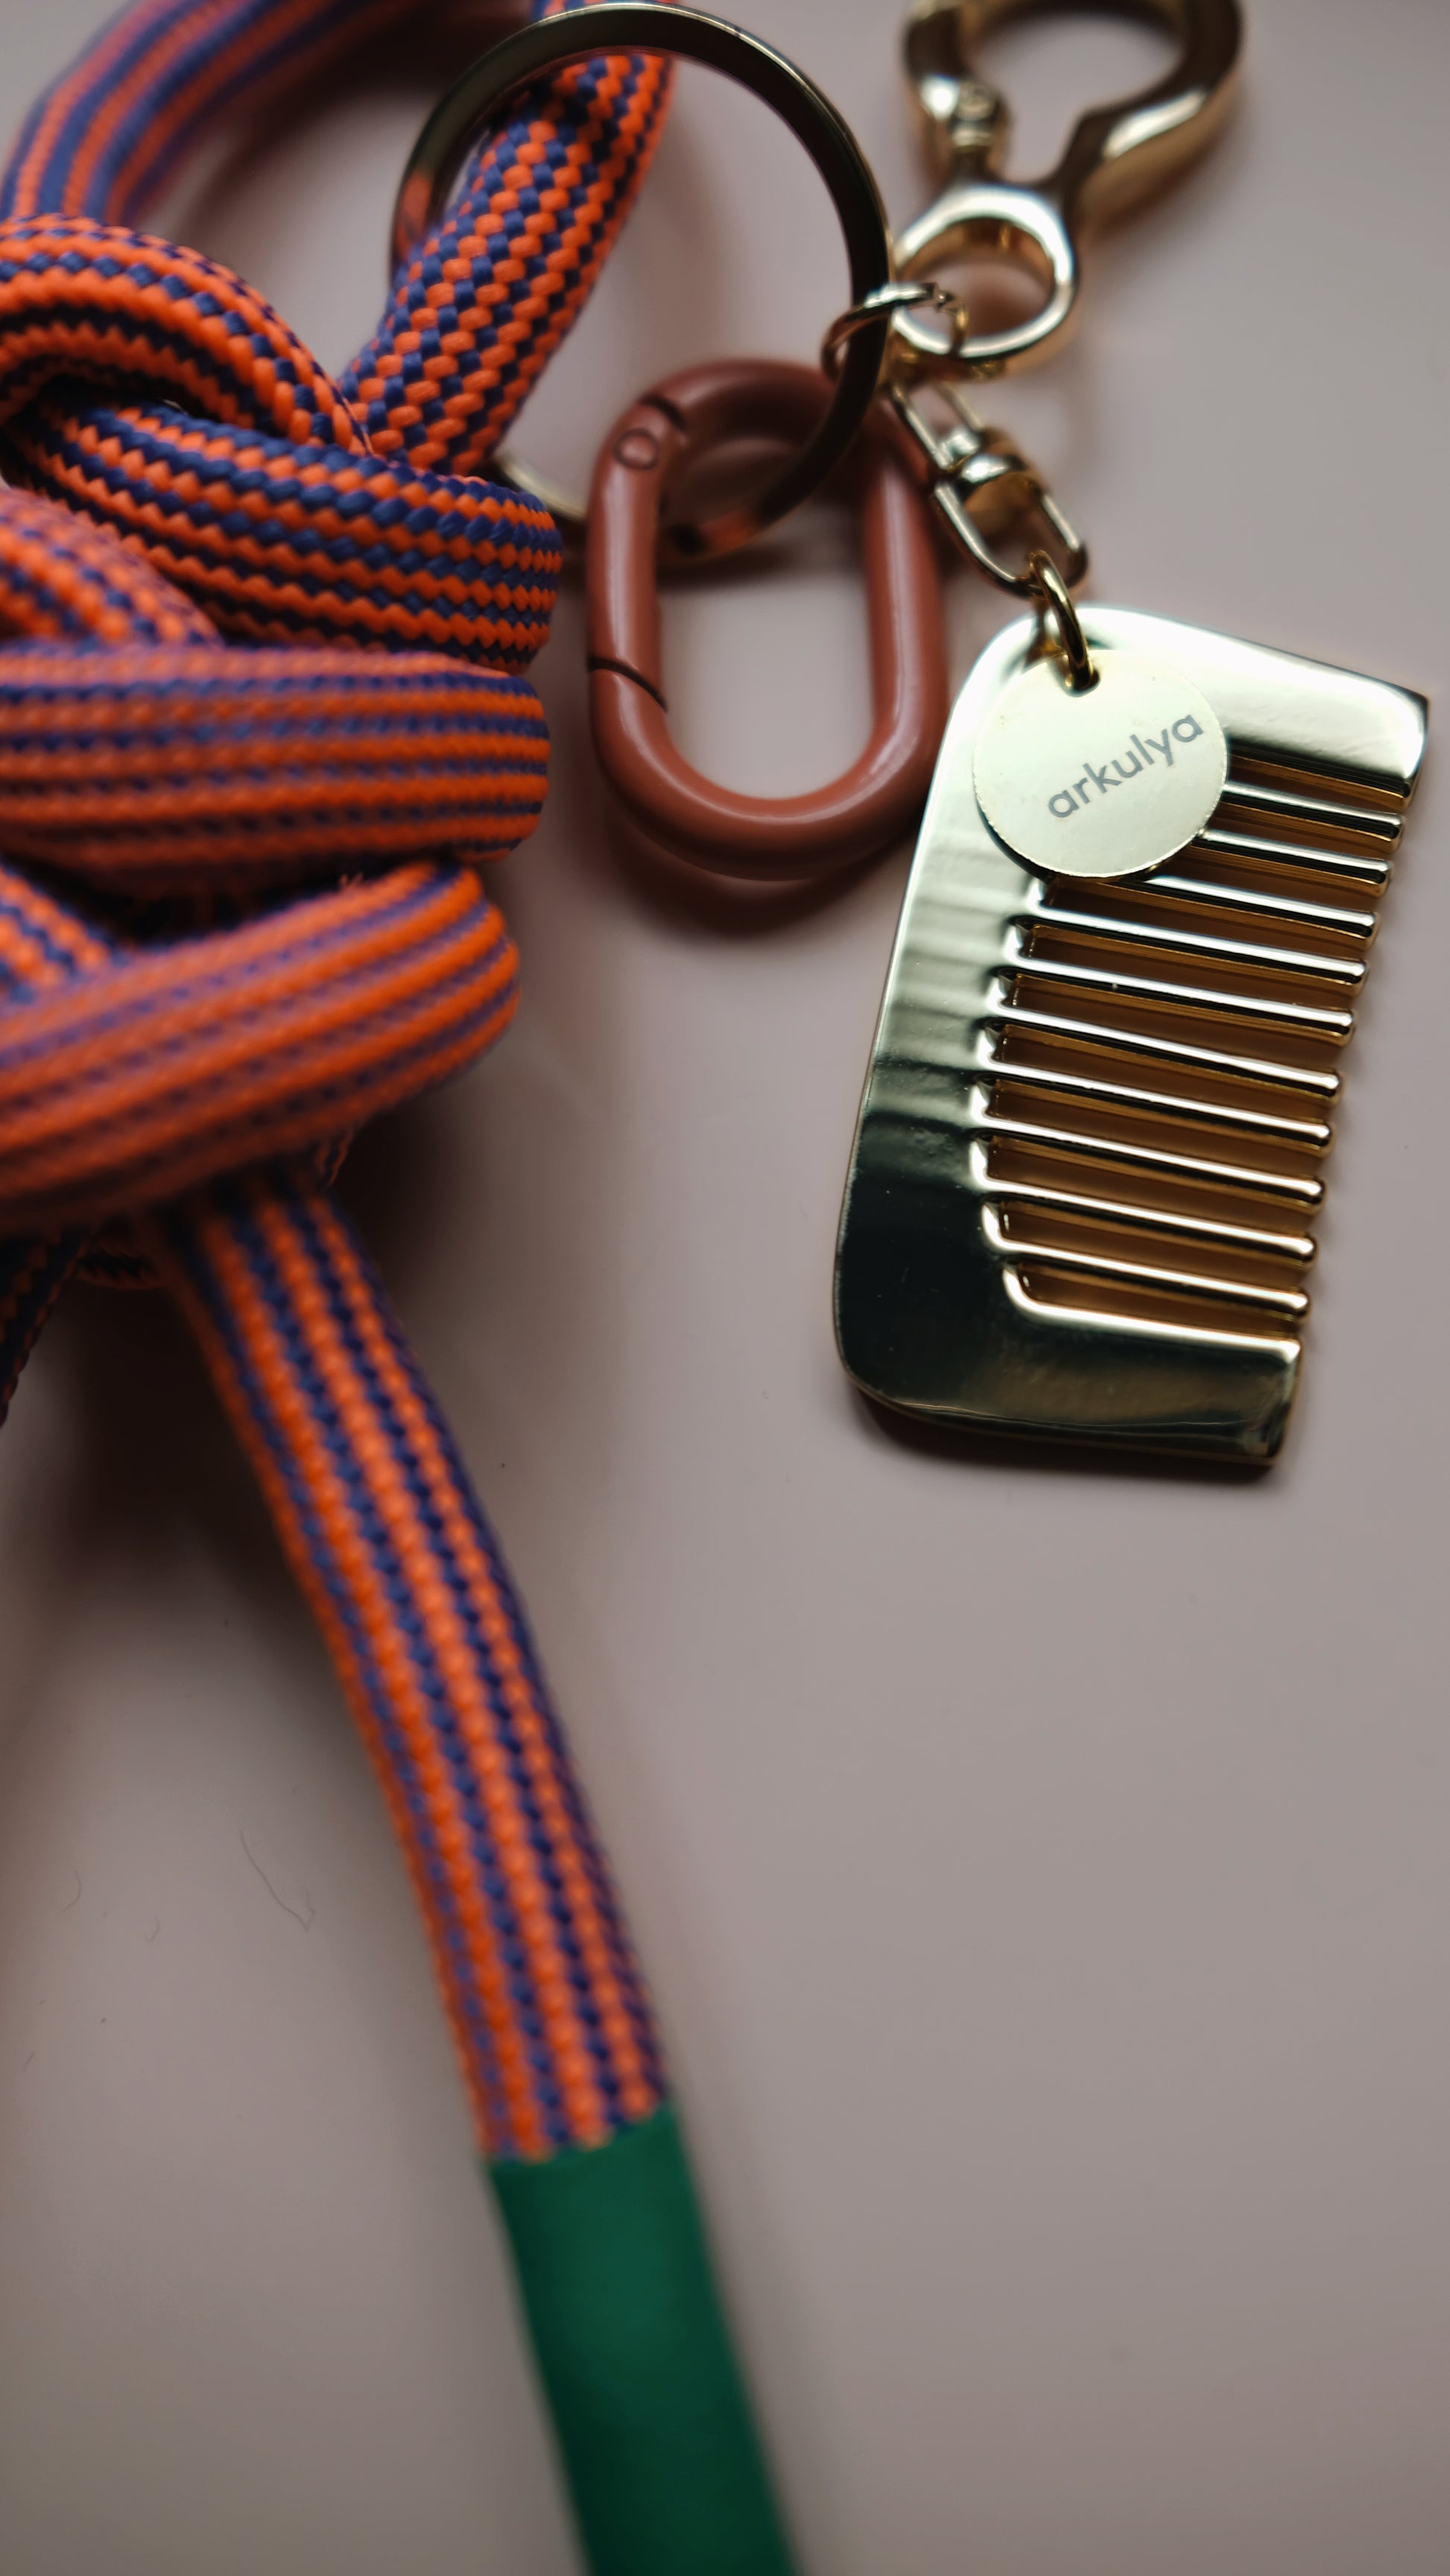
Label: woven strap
xmin=0 ymin=7 xmax=796 ymax=2569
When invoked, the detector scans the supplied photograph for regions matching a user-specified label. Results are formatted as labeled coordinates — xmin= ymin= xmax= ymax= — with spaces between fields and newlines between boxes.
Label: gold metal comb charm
xmin=834 ymin=606 xmax=1428 ymax=1463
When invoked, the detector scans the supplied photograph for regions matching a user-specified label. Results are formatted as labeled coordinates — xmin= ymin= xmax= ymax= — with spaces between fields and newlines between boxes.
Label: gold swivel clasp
xmin=823 ymin=0 xmax=1242 ymax=598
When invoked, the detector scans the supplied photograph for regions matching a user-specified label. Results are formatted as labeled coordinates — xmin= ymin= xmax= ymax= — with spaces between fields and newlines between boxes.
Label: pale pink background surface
xmin=1 ymin=3 xmax=1448 ymax=2570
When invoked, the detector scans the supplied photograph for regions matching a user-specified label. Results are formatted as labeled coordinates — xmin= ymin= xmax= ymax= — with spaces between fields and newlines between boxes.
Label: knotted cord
xmin=0 ymin=4 xmax=796 ymax=2568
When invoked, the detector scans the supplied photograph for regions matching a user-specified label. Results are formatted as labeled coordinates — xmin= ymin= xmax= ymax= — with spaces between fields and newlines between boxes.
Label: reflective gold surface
xmin=897 ymin=0 xmax=1244 ymax=374
xmin=884 ymin=375 xmax=1089 ymax=595
xmin=834 ymin=608 xmax=1428 ymax=1462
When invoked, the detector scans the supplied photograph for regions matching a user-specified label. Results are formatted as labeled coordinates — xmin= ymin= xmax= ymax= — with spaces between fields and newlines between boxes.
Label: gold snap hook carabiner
xmin=894 ymin=0 xmax=1244 ymax=377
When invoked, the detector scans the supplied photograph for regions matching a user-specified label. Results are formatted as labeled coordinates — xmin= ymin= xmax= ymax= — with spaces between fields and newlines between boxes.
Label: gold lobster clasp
xmin=894 ymin=0 xmax=1243 ymax=378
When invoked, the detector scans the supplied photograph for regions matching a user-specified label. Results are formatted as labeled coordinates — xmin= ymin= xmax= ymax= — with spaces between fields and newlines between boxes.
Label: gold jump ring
xmin=1029 ymin=548 xmax=1096 ymax=691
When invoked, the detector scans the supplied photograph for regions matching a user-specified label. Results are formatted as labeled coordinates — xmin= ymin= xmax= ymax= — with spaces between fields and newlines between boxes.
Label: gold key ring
xmin=895 ymin=0 xmax=1243 ymax=377
xmin=393 ymin=3 xmax=896 ymax=560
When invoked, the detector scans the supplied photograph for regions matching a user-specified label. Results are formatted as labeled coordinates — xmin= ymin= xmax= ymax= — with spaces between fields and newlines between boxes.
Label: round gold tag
xmin=972 ymin=649 xmax=1229 ymax=882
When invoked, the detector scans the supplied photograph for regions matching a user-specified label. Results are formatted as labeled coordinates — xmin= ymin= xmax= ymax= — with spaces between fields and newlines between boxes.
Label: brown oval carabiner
xmin=586 ymin=362 xmax=949 ymax=879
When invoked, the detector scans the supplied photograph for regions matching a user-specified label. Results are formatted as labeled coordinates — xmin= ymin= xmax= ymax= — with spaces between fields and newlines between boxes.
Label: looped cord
xmin=0 ymin=0 xmax=676 ymax=2166
xmin=0 ymin=16 xmax=805 ymax=2561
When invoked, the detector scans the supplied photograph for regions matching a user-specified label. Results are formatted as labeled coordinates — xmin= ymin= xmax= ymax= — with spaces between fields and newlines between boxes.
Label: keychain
xmin=835 ymin=0 xmax=1428 ymax=1466
xmin=401 ymin=0 xmax=1428 ymax=1469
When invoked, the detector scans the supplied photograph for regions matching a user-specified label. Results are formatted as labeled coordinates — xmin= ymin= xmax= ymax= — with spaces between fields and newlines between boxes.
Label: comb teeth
xmin=834 ymin=605 xmax=1428 ymax=1461
xmin=979 ymin=769 xmax=1400 ymax=1344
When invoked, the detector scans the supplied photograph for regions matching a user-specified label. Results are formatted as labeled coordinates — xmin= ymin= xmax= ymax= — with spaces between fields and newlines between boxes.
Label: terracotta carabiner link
xmin=586 ymin=363 xmax=949 ymax=879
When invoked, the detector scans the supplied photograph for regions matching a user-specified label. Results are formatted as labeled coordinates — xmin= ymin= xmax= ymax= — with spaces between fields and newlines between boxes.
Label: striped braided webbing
xmin=0 ymin=0 xmax=676 ymax=2166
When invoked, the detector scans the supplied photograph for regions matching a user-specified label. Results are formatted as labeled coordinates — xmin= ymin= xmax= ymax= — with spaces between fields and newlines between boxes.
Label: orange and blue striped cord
xmin=0 ymin=6 xmax=796 ymax=2570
